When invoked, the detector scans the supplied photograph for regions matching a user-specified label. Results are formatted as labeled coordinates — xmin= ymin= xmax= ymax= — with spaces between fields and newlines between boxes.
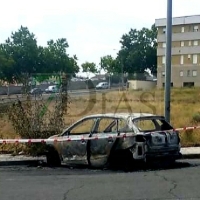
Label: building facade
xmin=155 ymin=15 xmax=200 ymax=88
xmin=128 ymin=80 xmax=156 ymax=91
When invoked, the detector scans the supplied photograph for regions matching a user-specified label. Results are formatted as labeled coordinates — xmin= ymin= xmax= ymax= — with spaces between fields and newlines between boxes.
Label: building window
xmin=183 ymin=82 xmax=194 ymax=87
xmin=188 ymin=54 xmax=191 ymax=59
xmin=189 ymin=41 xmax=192 ymax=46
xmin=193 ymin=54 xmax=198 ymax=64
xmin=194 ymin=25 xmax=199 ymax=32
xmin=162 ymin=71 xmax=165 ymax=77
xmin=181 ymin=41 xmax=184 ymax=47
xmin=180 ymin=55 xmax=184 ymax=64
xmin=181 ymin=27 xmax=185 ymax=33
xmin=162 ymin=42 xmax=166 ymax=48
xmin=162 ymin=56 xmax=165 ymax=64
xmin=192 ymin=70 xmax=197 ymax=77
xmin=187 ymin=70 xmax=191 ymax=77
xmin=163 ymin=27 xmax=166 ymax=34
xmin=163 ymin=83 xmax=173 ymax=87
xmin=193 ymin=40 xmax=198 ymax=46
xmin=180 ymin=71 xmax=183 ymax=77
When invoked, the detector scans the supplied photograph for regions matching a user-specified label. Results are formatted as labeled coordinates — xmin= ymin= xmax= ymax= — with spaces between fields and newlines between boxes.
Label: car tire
xmin=46 ymin=148 xmax=61 ymax=167
xmin=164 ymin=158 xmax=176 ymax=167
xmin=109 ymin=149 xmax=134 ymax=172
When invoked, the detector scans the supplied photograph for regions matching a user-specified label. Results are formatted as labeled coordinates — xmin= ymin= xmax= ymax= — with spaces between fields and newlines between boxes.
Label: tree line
xmin=0 ymin=24 xmax=157 ymax=85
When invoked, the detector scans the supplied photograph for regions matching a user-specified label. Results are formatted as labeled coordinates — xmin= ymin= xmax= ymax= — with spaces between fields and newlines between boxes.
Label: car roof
xmin=82 ymin=113 xmax=164 ymax=120
xmin=61 ymin=113 xmax=166 ymax=135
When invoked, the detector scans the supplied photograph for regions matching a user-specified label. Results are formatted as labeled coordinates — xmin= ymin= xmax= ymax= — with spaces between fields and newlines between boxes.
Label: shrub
xmin=6 ymin=75 xmax=70 ymax=155
xmin=192 ymin=112 xmax=200 ymax=124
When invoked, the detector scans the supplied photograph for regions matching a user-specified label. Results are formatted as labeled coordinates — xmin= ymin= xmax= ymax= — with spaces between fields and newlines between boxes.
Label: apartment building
xmin=155 ymin=15 xmax=200 ymax=88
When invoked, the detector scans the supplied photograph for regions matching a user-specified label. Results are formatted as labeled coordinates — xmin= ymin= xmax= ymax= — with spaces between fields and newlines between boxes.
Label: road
xmin=0 ymin=88 xmax=119 ymax=103
xmin=1 ymin=159 xmax=200 ymax=200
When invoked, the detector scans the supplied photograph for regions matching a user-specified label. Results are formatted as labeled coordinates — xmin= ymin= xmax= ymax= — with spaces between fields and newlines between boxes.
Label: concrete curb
xmin=0 ymin=154 xmax=46 ymax=166
xmin=0 ymin=154 xmax=200 ymax=167
xmin=181 ymin=154 xmax=200 ymax=159
xmin=0 ymin=160 xmax=44 ymax=166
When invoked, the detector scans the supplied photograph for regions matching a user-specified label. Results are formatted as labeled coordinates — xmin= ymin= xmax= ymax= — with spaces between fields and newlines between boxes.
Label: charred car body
xmin=45 ymin=113 xmax=182 ymax=168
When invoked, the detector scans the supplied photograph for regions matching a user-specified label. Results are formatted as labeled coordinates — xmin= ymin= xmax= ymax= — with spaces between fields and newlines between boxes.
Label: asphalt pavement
xmin=0 ymin=159 xmax=200 ymax=200
xmin=0 ymin=88 xmax=118 ymax=103
xmin=0 ymin=147 xmax=200 ymax=200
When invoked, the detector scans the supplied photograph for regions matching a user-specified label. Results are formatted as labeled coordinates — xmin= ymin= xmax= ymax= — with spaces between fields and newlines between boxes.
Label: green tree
xmin=0 ymin=49 xmax=15 ymax=84
xmin=0 ymin=26 xmax=39 ymax=87
xmin=44 ymin=39 xmax=79 ymax=74
xmin=100 ymin=55 xmax=122 ymax=86
xmin=0 ymin=26 xmax=80 ymax=88
xmin=81 ymin=62 xmax=97 ymax=89
xmin=118 ymin=24 xmax=157 ymax=77
xmin=81 ymin=62 xmax=97 ymax=77
xmin=33 ymin=39 xmax=79 ymax=83
xmin=100 ymin=55 xmax=120 ymax=74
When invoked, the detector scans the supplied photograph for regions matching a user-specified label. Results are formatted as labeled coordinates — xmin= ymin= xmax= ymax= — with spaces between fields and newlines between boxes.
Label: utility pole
xmin=164 ymin=0 xmax=172 ymax=123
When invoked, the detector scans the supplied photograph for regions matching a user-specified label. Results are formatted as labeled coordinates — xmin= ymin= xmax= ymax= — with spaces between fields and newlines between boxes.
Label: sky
xmin=1 ymin=0 xmax=200 ymax=76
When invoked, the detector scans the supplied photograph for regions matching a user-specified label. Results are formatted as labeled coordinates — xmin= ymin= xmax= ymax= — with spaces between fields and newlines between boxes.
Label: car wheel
xmin=123 ymin=151 xmax=134 ymax=172
xmin=164 ymin=158 xmax=176 ymax=167
xmin=46 ymin=148 xmax=61 ymax=167
xmin=109 ymin=149 xmax=134 ymax=172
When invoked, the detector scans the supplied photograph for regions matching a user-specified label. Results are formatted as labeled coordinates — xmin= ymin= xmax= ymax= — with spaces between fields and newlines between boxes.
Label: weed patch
xmin=1 ymin=88 xmax=200 ymax=148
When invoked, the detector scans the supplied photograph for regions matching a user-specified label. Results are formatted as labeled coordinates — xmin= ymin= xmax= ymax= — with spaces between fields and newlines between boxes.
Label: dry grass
xmin=1 ymin=88 xmax=200 ymax=150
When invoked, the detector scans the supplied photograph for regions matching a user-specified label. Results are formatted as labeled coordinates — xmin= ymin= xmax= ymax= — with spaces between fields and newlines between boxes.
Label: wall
xmin=129 ymin=80 xmax=156 ymax=91
xmin=0 ymin=82 xmax=92 ymax=95
xmin=0 ymin=86 xmax=22 ymax=95
xmin=157 ymin=66 xmax=200 ymax=88
xmin=156 ymin=16 xmax=200 ymax=89
xmin=0 ymin=80 xmax=121 ymax=95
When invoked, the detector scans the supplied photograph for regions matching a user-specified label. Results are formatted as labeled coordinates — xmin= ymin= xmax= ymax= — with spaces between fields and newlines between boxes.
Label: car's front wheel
xmin=109 ymin=149 xmax=134 ymax=172
xmin=46 ymin=147 xmax=61 ymax=167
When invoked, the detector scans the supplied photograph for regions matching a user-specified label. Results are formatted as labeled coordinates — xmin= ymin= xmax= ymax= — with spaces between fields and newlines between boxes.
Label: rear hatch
xmin=132 ymin=116 xmax=181 ymax=155
xmin=145 ymin=130 xmax=180 ymax=150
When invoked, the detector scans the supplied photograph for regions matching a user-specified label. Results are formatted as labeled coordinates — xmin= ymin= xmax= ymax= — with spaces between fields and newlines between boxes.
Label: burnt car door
xmin=89 ymin=117 xmax=119 ymax=168
xmin=59 ymin=117 xmax=97 ymax=165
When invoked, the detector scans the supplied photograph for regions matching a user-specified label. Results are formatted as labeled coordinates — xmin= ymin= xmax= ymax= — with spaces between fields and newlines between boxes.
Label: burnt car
xmin=45 ymin=113 xmax=182 ymax=168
